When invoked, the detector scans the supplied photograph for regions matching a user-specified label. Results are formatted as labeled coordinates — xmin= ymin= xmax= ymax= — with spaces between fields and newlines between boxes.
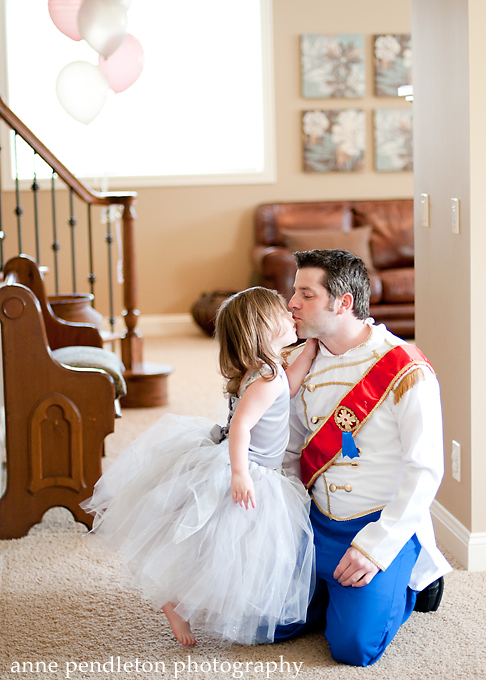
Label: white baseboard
xmin=101 ymin=313 xmax=205 ymax=338
xmin=431 ymin=499 xmax=486 ymax=571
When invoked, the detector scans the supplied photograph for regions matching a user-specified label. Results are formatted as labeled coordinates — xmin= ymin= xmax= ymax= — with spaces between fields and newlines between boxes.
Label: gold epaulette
xmin=281 ymin=342 xmax=306 ymax=370
xmin=393 ymin=367 xmax=425 ymax=405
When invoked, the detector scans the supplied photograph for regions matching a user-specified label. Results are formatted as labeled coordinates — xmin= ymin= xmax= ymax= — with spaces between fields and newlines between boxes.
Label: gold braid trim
xmin=281 ymin=342 xmax=305 ymax=370
xmin=350 ymin=541 xmax=386 ymax=571
xmin=312 ymin=497 xmax=386 ymax=523
xmin=393 ymin=367 xmax=425 ymax=405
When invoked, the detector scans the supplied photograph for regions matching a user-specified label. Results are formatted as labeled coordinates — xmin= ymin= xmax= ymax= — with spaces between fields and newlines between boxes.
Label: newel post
xmin=117 ymin=196 xmax=173 ymax=408
xmin=119 ymin=196 xmax=143 ymax=370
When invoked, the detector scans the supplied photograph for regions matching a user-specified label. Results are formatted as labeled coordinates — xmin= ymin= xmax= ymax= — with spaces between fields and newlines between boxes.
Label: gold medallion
xmin=334 ymin=406 xmax=360 ymax=432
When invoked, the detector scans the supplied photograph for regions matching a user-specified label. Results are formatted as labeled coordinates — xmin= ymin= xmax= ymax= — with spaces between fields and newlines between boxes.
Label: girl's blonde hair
xmin=215 ymin=287 xmax=290 ymax=395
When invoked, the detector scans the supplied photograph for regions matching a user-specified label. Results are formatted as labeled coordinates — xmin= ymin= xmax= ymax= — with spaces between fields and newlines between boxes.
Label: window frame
xmin=0 ymin=0 xmax=276 ymax=192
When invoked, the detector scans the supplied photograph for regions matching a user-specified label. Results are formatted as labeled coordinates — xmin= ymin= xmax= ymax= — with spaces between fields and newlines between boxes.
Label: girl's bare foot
xmin=162 ymin=602 xmax=196 ymax=646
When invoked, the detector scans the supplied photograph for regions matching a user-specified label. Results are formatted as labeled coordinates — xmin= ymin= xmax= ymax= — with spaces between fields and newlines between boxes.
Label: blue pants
xmin=274 ymin=503 xmax=420 ymax=667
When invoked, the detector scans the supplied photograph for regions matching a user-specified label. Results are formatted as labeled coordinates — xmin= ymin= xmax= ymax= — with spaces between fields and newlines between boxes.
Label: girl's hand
xmin=302 ymin=338 xmax=319 ymax=358
xmin=285 ymin=338 xmax=319 ymax=399
xmin=231 ymin=471 xmax=256 ymax=510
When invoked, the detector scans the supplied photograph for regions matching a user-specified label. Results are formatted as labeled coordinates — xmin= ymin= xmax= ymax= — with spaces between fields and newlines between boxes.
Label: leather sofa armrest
xmin=369 ymin=273 xmax=383 ymax=305
xmin=252 ymin=246 xmax=297 ymax=301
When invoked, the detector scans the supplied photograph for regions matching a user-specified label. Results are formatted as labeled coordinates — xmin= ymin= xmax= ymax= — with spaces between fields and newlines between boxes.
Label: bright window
xmin=0 ymin=0 xmax=275 ymax=188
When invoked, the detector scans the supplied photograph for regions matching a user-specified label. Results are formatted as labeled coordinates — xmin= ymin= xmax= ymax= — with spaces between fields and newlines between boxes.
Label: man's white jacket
xmin=283 ymin=322 xmax=451 ymax=591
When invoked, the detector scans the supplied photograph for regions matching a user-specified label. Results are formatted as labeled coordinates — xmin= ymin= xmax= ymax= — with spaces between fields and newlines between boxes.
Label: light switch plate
xmin=452 ymin=440 xmax=461 ymax=482
xmin=420 ymin=193 xmax=429 ymax=228
xmin=451 ymin=198 xmax=460 ymax=234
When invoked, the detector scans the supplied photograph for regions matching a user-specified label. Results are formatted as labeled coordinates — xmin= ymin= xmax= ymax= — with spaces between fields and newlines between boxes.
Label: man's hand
xmin=231 ymin=471 xmax=256 ymax=510
xmin=333 ymin=547 xmax=380 ymax=587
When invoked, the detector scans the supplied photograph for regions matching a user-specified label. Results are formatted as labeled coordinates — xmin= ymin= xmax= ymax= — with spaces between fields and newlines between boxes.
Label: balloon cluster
xmin=49 ymin=0 xmax=144 ymax=124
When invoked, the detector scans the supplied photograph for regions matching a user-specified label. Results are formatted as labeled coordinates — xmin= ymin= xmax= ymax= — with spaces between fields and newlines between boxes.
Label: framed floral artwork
xmin=301 ymin=34 xmax=365 ymax=98
xmin=302 ymin=109 xmax=365 ymax=172
xmin=374 ymin=108 xmax=413 ymax=171
xmin=374 ymin=34 xmax=412 ymax=97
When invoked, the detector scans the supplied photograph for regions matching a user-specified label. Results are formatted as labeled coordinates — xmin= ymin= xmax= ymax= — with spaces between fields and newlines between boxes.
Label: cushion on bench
xmin=52 ymin=346 xmax=127 ymax=398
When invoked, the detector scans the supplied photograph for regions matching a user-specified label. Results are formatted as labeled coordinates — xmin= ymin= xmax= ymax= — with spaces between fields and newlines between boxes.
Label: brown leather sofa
xmin=252 ymin=199 xmax=415 ymax=338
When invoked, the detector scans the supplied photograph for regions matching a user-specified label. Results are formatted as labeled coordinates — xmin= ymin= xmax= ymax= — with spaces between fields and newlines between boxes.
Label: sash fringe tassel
xmin=393 ymin=367 xmax=425 ymax=405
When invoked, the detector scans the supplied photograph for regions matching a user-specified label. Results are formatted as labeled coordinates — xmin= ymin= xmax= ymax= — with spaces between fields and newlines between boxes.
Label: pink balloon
xmin=48 ymin=0 xmax=83 ymax=41
xmin=98 ymin=34 xmax=144 ymax=93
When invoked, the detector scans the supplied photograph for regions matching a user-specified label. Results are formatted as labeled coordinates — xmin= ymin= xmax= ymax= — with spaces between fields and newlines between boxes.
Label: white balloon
xmin=78 ymin=0 xmax=128 ymax=58
xmin=56 ymin=61 xmax=109 ymax=124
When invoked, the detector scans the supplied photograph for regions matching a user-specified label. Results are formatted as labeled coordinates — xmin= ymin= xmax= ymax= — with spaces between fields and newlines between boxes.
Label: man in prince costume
xmin=275 ymin=249 xmax=451 ymax=666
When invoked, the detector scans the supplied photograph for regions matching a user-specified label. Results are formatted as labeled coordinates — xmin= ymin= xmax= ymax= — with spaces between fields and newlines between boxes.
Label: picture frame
xmin=303 ymin=109 xmax=365 ymax=172
xmin=374 ymin=34 xmax=412 ymax=97
xmin=301 ymin=34 xmax=365 ymax=99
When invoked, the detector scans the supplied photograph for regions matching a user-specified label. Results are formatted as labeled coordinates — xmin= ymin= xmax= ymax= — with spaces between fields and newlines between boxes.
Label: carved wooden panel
xmin=28 ymin=394 xmax=85 ymax=494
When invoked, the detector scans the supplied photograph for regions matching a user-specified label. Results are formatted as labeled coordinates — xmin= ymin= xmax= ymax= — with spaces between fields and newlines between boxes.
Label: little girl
xmin=82 ymin=287 xmax=317 ymax=646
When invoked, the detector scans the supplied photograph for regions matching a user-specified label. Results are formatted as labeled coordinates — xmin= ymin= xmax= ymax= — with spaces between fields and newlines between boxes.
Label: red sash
xmin=300 ymin=344 xmax=434 ymax=489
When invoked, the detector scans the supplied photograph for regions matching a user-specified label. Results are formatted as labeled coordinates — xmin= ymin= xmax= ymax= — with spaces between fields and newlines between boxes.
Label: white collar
xmin=317 ymin=320 xmax=399 ymax=359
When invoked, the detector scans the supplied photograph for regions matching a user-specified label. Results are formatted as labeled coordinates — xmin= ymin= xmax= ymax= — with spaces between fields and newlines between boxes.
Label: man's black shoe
xmin=414 ymin=576 xmax=444 ymax=612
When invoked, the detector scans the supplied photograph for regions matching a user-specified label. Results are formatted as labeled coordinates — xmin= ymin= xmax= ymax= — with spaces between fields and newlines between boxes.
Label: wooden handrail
xmin=0 ymin=94 xmax=139 ymax=362
xmin=0 ymin=94 xmax=135 ymax=205
xmin=0 ymin=94 xmax=173 ymax=407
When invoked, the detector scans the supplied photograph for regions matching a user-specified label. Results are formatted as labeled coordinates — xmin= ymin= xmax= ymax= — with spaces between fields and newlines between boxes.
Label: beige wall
xmin=2 ymin=0 xmax=412 ymax=315
xmin=413 ymin=0 xmax=486 ymax=538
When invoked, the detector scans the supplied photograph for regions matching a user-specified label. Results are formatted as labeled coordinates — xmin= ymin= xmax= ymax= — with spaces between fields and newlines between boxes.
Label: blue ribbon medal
xmin=342 ymin=431 xmax=360 ymax=459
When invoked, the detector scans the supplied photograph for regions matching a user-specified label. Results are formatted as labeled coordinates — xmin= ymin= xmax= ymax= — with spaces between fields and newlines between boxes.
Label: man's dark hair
xmin=294 ymin=249 xmax=371 ymax=320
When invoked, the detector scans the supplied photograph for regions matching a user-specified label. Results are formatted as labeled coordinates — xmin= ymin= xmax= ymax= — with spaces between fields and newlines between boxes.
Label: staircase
xmin=0 ymin=94 xmax=172 ymax=407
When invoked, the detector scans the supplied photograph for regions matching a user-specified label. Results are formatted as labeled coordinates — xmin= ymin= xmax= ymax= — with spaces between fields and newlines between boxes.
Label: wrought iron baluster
xmin=105 ymin=207 xmax=115 ymax=333
xmin=69 ymin=188 xmax=76 ymax=292
xmin=51 ymin=170 xmax=60 ymax=294
xmin=87 ymin=203 xmax=96 ymax=304
xmin=0 ymin=139 xmax=4 ymax=271
xmin=31 ymin=151 xmax=40 ymax=263
xmin=13 ymin=132 xmax=23 ymax=253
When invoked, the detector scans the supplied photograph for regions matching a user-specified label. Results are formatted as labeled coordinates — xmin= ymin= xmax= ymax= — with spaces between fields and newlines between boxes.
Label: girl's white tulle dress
xmin=82 ymin=366 xmax=315 ymax=645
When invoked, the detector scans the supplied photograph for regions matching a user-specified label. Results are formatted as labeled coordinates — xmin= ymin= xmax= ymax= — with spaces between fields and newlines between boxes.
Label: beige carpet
xmin=1 ymin=336 xmax=485 ymax=680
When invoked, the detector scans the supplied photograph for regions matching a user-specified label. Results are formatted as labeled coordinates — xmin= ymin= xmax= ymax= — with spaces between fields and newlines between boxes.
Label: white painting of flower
xmin=374 ymin=35 xmax=401 ymax=63
xmin=402 ymin=48 xmax=413 ymax=70
xmin=303 ymin=109 xmax=365 ymax=172
xmin=301 ymin=34 xmax=365 ymax=99
xmin=374 ymin=34 xmax=412 ymax=97
xmin=302 ymin=110 xmax=330 ymax=138
xmin=331 ymin=110 xmax=365 ymax=157
xmin=374 ymin=108 xmax=413 ymax=171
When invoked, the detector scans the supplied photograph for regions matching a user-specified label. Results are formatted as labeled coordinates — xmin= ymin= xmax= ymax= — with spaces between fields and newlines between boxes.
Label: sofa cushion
xmin=352 ymin=200 xmax=414 ymax=269
xmin=380 ymin=267 xmax=414 ymax=303
xmin=276 ymin=209 xmax=352 ymax=232
xmin=281 ymin=226 xmax=374 ymax=272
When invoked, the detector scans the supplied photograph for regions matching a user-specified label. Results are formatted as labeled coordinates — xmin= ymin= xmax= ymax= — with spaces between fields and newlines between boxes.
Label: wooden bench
xmin=0 ymin=255 xmax=116 ymax=539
